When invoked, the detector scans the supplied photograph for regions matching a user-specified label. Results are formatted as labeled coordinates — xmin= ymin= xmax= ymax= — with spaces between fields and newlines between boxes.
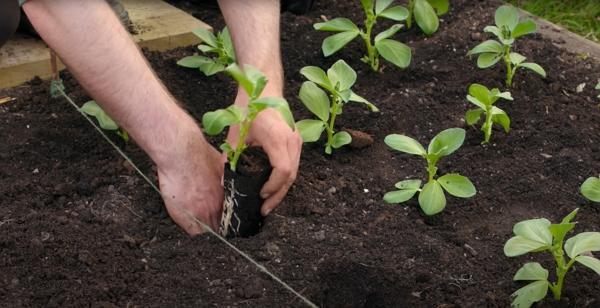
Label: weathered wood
xmin=0 ymin=0 xmax=211 ymax=90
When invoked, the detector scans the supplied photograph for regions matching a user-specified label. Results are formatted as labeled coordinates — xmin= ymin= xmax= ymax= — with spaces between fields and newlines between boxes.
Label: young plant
xmin=80 ymin=101 xmax=129 ymax=143
xmin=596 ymin=82 xmax=600 ymax=99
xmin=504 ymin=208 xmax=600 ymax=307
xmin=383 ymin=128 xmax=476 ymax=215
xmin=465 ymin=84 xmax=513 ymax=144
xmin=313 ymin=0 xmax=411 ymax=71
xmin=405 ymin=0 xmax=449 ymax=35
xmin=202 ymin=64 xmax=295 ymax=172
xmin=581 ymin=174 xmax=600 ymax=202
xmin=295 ymin=60 xmax=378 ymax=154
xmin=177 ymin=27 xmax=236 ymax=76
xmin=468 ymin=5 xmax=546 ymax=87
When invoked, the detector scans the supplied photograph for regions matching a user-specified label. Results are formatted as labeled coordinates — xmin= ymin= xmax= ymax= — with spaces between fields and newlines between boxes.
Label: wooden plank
xmin=0 ymin=0 xmax=211 ymax=90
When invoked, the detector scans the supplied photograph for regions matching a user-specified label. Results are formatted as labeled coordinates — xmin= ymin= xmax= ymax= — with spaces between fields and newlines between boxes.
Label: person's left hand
xmin=225 ymin=102 xmax=302 ymax=216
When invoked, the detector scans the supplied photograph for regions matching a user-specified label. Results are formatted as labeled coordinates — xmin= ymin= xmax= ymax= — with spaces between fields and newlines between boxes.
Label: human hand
xmin=225 ymin=107 xmax=302 ymax=216
xmin=156 ymin=125 xmax=224 ymax=235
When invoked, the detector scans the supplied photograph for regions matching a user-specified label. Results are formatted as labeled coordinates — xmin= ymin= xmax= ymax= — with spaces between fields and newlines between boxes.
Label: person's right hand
xmin=156 ymin=126 xmax=224 ymax=235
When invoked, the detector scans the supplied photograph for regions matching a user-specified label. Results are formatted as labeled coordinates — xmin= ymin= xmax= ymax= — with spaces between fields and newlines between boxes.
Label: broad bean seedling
xmin=504 ymin=208 xmax=600 ymax=307
xmin=468 ymin=5 xmax=546 ymax=87
xmin=314 ymin=0 xmax=411 ymax=71
xmin=80 ymin=101 xmax=129 ymax=143
xmin=383 ymin=128 xmax=476 ymax=215
xmin=465 ymin=84 xmax=513 ymax=144
xmin=295 ymin=60 xmax=378 ymax=154
xmin=202 ymin=64 xmax=295 ymax=172
xmin=177 ymin=27 xmax=236 ymax=76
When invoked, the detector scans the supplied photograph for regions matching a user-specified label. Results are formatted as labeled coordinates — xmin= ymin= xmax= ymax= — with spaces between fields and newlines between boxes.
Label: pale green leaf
xmin=483 ymin=26 xmax=503 ymax=40
xmin=565 ymin=232 xmax=600 ymax=258
xmin=548 ymin=223 xmax=576 ymax=244
xmin=251 ymin=97 xmax=295 ymax=131
xmin=428 ymin=128 xmax=465 ymax=157
xmin=384 ymin=134 xmax=426 ymax=155
xmin=466 ymin=95 xmax=486 ymax=110
xmin=581 ymin=176 xmax=600 ymax=202
xmin=493 ymin=91 xmax=514 ymax=101
xmin=221 ymin=27 xmax=236 ymax=61
xmin=514 ymin=262 xmax=549 ymax=281
xmin=414 ymin=0 xmax=439 ymax=35
xmin=419 ymin=180 xmax=446 ymax=215
xmin=513 ymin=218 xmax=553 ymax=247
xmin=512 ymin=18 xmax=537 ymax=38
xmin=378 ymin=6 xmax=409 ymax=21
xmin=469 ymin=40 xmax=504 ymax=55
xmin=374 ymin=39 xmax=412 ymax=68
xmin=374 ymin=24 xmax=403 ymax=44
xmin=296 ymin=120 xmax=325 ymax=143
xmin=322 ymin=31 xmax=360 ymax=57
xmin=223 ymin=64 xmax=254 ymax=97
xmin=177 ymin=56 xmax=213 ymax=68
xmin=331 ymin=131 xmax=352 ymax=148
xmin=193 ymin=27 xmax=217 ymax=47
xmin=466 ymin=109 xmax=485 ymax=125
xmin=427 ymin=0 xmax=449 ymax=15
xmin=477 ymin=53 xmax=502 ymax=68
xmin=510 ymin=52 xmax=527 ymax=65
xmin=300 ymin=66 xmax=333 ymax=91
xmin=349 ymin=92 xmax=379 ymax=112
xmin=504 ymin=236 xmax=550 ymax=257
xmin=491 ymin=106 xmax=510 ymax=132
xmin=80 ymin=101 xmax=119 ymax=131
xmin=395 ymin=179 xmax=422 ymax=190
xmin=197 ymin=45 xmax=219 ymax=53
xmin=510 ymin=280 xmax=549 ymax=308
xmin=383 ymin=189 xmax=419 ymax=204
xmin=375 ymin=0 xmax=395 ymax=14
xmin=437 ymin=174 xmax=476 ymax=198
xmin=202 ymin=108 xmax=240 ymax=136
xmin=299 ymin=82 xmax=331 ymax=122
xmin=468 ymin=83 xmax=492 ymax=106
xmin=517 ymin=63 xmax=546 ymax=78
xmin=199 ymin=62 xmax=225 ymax=76
xmin=328 ymin=60 xmax=357 ymax=91
xmin=575 ymin=256 xmax=600 ymax=276
xmin=242 ymin=64 xmax=267 ymax=99
xmin=495 ymin=5 xmax=519 ymax=32
xmin=314 ymin=18 xmax=360 ymax=32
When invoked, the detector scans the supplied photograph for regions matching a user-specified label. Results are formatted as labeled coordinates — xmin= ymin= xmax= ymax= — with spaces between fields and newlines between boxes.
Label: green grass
xmin=505 ymin=0 xmax=600 ymax=42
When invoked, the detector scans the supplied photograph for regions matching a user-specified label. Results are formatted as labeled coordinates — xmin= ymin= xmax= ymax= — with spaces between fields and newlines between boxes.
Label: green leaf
xmin=80 ymin=101 xmax=119 ymax=131
xmin=504 ymin=236 xmax=550 ymax=257
xmin=495 ymin=5 xmax=519 ymax=32
xmin=493 ymin=90 xmax=513 ymax=101
xmin=300 ymin=66 xmax=333 ymax=91
xmin=220 ymin=141 xmax=234 ymax=154
xmin=581 ymin=176 xmax=600 ymax=202
xmin=575 ymin=256 xmax=600 ymax=276
xmin=466 ymin=95 xmax=486 ymax=110
xmin=513 ymin=218 xmax=553 ymax=247
xmin=299 ymin=82 xmax=331 ymax=122
xmin=477 ymin=53 xmax=502 ymax=68
xmin=596 ymin=82 xmax=600 ymax=90
xmin=314 ymin=18 xmax=360 ymax=32
xmin=428 ymin=128 xmax=465 ymax=157
xmin=197 ymin=45 xmax=220 ymax=53
xmin=296 ymin=119 xmax=326 ymax=143
xmin=483 ymin=26 xmax=503 ymax=40
xmin=512 ymin=18 xmax=537 ymax=38
xmin=427 ymin=0 xmax=449 ymax=15
xmin=202 ymin=108 xmax=241 ymax=136
xmin=374 ymin=24 xmax=404 ymax=43
xmin=331 ymin=131 xmax=352 ymax=148
xmin=565 ymin=232 xmax=600 ymax=258
xmin=414 ymin=0 xmax=439 ymax=35
xmin=491 ymin=106 xmax=510 ymax=132
xmin=384 ymin=134 xmax=426 ymax=155
xmin=469 ymin=40 xmax=504 ymax=55
xmin=468 ymin=84 xmax=492 ymax=106
xmin=322 ymin=31 xmax=360 ymax=57
xmin=437 ymin=174 xmax=476 ymax=198
xmin=349 ymin=92 xmax=379 ymax=112
xmin=360 ymin=0 xmax=374 ymax=11
xmin=510 ymin=280 xmax=549 ymax=308
xmin=328 ymin=60 xmax=357 ymax=91
xmin=374 ymin=39 xmax=412 ymax=68
xmin=193 ymin=27 xmax=218 ymax=47
xmin=396 ymin=179 xmax=422 ymax=190
xmin=466 ymin=109 xmax=485 ymax=125
xmin=252 ymin=97 xmax=295 ymax=131
xmin=177 ymin=56 xmax=213 ymax=68
xmin=378 ymin=6 xmax=409 ymax=21
xmin=221 ymin=27 xmax=236 ymax=61
xmin=242 ymin=64 xmax=268 ymax=99
xmin=548 ymin=223 xmax=576 ymax=245
xmin=383 ymin=189 xmax=419 ymax=204
xmin=510 ymin=52 xmax=526 ymax=65
xmin=199 ymin=61 xmax=225 ymax=76
xmin=514 ymin=262 xmax=549 ymax=281
xmin=223 ymin=64 xmax=255 ymax=97
xmin=419 ymin=180 xmax=446 ymax=215
xmin=561 ymin=208 xmax=579 ymax=224
xmin=375 ymin=0 xmax=395 ymax=14
xmin=518 ymin=63 xmax=546 ymax=78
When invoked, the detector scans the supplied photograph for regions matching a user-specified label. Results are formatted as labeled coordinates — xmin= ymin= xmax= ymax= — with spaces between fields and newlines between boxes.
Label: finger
xmin=261 ymin=185 xmax=290 ymax=216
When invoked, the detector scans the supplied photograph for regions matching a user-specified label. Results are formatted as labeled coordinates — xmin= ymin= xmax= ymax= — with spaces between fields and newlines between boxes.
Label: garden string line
xmin=55 ymin=86 xmax=318 ymax=308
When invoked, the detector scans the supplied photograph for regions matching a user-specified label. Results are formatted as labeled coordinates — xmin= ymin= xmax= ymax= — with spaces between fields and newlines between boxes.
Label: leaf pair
xmin=314 ymin=0 xmax=411 ymax=70
xmin=407 ymin=0 xmax=449 ymax=35
xmin=296 ymin=60 xmax=377 ymax=154
xmin=383 ymin=128 xmax=476 ymax=215
xmin=504 ymin=209 xmax=600 ymax=307
xmin=465 ymin=84 xmax=513 ymax=144
xmin=177 ymin=27 xmax=236 ymax=76
xmin=80 ymin=101 xmax=130 ymax=143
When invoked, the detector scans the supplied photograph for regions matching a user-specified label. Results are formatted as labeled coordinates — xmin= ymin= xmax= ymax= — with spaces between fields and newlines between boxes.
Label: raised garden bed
xmin=2 ymin=0 xmax=600 ymax=307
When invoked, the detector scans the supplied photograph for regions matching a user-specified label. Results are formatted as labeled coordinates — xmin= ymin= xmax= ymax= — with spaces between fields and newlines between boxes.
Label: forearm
xmin=22 ymin=0 xmax=199 ymax=166
xmin=218 ymin=0 xmax=283 ymax=100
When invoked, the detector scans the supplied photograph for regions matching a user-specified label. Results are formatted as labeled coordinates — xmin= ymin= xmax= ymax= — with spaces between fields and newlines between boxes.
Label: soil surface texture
xmin=2 ymin=0 xmax=600 ymax=307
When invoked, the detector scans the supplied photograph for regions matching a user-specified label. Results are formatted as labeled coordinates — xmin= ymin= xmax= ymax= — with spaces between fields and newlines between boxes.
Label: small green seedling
xmin=202 ymin=64 xmax=295 ymax=172
xmin=504 ymin=208 xmax=600 ymax=307
xmin=80 ymin=101 xmax=129 ymax=143
xmin=383 ymin=128 xmax=476 ymax=215
xmin=313 ymin=0 xmax=411 ymax=71
xmin=596 ymin=82 xmax=600 ymax=99
xmin=465 ymin=84 xmax=513 ymax=144
xmin=581 ymin=174 xmax=600 ymax=202
xmin=177 ymin=27 xmax=236 ymax=76
xmin=405 ymin=0 xmax=449 ymax=35
xmin=468 ymin=5 xmax=546 ymax=87
xmin=295 ymin=60 xmax=378 ymax=154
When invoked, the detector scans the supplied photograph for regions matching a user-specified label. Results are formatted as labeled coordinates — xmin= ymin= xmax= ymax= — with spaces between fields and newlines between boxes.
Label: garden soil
xmin=2 ymin=0 xmax=600 ymax=307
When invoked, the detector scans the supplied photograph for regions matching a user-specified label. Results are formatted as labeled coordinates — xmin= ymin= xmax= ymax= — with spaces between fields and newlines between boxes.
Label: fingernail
xmin=264 ymin=209 xmax=271 ymax=216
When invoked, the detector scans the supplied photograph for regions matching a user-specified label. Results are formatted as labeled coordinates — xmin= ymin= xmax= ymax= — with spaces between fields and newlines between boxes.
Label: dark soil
xmin=2 ymin=0 xmax=600 ymax=307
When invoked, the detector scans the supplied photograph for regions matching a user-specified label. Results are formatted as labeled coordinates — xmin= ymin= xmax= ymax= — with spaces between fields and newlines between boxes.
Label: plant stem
xmin=360 ymin=6 xmax=379 ymax=71
xmin=230 ymin=113 xmax=256 ymax=172
xmin=326 ymin=94 xmax=341 ymax=148
xmin=407 ymin=0 xmax=414 ymax=28
xmin=549 ymin=244 xmax=577 ymax=301
xmin=503 ymin=44 xmax=514 ymax=87
xmin=483 ymin=105 xmax=493 ymax=144
xmin=426 ymin=158 xmax=438 ymax=182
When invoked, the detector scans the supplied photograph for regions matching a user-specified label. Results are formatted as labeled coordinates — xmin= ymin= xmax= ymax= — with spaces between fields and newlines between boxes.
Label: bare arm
xmin=218 ymin=0 xmax=302 ymax=216
xmin=23 ymin=0 xmax=223 ymax=234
